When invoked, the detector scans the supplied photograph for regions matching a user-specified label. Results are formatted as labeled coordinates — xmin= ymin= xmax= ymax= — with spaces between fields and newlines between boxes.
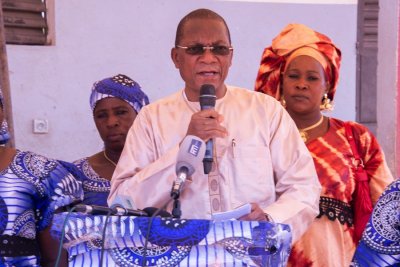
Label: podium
xmin=52 ymin=213 xmax=292 ymax=266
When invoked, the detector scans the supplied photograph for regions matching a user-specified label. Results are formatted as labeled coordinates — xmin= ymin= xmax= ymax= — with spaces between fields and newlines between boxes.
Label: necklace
xmin=103 ymin=151 xmax=117 ymax=167
xmin=299 ymin=116 xmax=324 ymax=143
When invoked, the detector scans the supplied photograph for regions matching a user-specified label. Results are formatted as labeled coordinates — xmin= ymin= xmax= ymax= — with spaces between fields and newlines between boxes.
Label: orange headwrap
xmin=254 ymin=23 xmax=341 ymax=101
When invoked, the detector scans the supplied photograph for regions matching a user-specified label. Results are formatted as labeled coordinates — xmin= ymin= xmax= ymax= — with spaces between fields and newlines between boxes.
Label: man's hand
xmin=186 ymin=109 xmax=228 ymax=141
xmin=239 ymin=203 xmax=270 ymax=221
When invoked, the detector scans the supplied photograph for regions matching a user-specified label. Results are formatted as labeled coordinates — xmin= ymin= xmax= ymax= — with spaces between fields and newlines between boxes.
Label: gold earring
xmin=280 ymin=96 xmax=287 ymax=108
xmin=320 ymin=93 xmax=333 ymax=111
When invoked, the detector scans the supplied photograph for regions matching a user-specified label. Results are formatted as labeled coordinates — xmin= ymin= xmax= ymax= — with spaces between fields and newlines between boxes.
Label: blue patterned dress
xmin=351 ymin=179 xmax=400 ymax=266
xmin=73 ymin=158 xmax=110 ymax=206
xmin=0 ymin=150 xmax=83 ymax=266
xmin=66 ymin=157 xmax=115 ymax=266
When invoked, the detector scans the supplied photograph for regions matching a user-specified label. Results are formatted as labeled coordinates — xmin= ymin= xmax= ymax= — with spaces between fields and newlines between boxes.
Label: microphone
xmin=62 ymin=203 xmax=148 ymax=216
xmin=110 ymin=204 xmax=148 ymax=216
xmin=111 ymin=194 xmax=137 ymax=209
xmin=170 ymin=135 xmax=206 ymax=199
xmin=199 ymin=84 xmax=216 ymax=174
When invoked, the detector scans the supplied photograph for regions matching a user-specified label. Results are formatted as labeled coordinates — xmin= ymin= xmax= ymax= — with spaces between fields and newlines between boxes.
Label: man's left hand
xmin=238 ymin=203 xmax=269 ymax=221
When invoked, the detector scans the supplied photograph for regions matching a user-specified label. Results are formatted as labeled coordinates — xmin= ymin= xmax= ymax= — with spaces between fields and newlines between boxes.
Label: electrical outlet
xmin=33 ymin=119 xmax=49 ymax=134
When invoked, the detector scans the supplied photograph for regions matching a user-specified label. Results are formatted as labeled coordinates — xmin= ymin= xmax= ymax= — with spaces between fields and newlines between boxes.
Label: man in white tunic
xmin=108 ymin=8 xmax=321 ymax=242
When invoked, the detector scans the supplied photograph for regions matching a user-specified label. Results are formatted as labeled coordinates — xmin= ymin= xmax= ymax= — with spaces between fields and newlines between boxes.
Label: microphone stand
xmin=171 ymin=197 xmax=181 ymax=219
xmin=171 ymin=186 xmax=182 ymax=218
xmin=171 ymin=169 xmax=189 ymax=219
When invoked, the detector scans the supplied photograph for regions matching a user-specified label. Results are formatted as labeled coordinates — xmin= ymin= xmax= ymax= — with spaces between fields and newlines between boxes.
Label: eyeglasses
xmin=176 ymin=45 xmax=233 ymax=56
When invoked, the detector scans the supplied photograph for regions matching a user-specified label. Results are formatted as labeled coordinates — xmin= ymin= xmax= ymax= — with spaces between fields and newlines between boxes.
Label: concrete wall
xmin=377 ymin=0 xmax=399 ymax=177
xmin=5 ymin=0 xmax=357 ymax=161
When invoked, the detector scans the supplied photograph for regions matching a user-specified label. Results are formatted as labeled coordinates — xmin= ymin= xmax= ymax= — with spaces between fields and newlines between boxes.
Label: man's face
xmin=171 ymin=18 xmax=233 ymax=101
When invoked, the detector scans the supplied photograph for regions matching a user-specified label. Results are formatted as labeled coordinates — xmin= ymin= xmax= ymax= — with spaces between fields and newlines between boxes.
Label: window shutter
xmin=1 ymin=0 xmax=48 ymax=45
xmin=356 ymin=0 xmax=379 ymax=134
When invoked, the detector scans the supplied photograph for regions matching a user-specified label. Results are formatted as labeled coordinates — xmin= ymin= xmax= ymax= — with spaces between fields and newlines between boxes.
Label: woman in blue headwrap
xmin=55 ymin=74 xmax=149 ymax=266
xmin=0 ymin=90 xmax=83 ymax=266
xmin=73 ymin=74 xmax=149 ymax=206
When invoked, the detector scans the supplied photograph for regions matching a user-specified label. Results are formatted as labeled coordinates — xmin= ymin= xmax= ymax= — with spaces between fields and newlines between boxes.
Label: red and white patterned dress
xmin=287 ymin=118 xmax=393 ymax=267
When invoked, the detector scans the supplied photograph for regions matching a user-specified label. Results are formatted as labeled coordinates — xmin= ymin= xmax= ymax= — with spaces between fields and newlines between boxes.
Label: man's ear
xmin=171 ymin=48 xmax=180 ymax=68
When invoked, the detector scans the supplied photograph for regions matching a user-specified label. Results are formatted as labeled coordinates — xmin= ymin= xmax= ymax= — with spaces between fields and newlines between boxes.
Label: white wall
xmin=5 ymin=0 xmax=357 ymax=161
xmin=377 ymin=0 xmax=399 ymax=176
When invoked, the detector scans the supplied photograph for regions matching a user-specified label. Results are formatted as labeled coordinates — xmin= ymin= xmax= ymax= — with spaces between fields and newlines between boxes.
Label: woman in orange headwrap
xmin=255 ymin=24 xmax=393 ymax=266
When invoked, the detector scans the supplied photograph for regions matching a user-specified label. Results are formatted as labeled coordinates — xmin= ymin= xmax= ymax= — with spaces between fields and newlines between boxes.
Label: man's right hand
xmin=186 ymin=109 xmax=228 ymax=142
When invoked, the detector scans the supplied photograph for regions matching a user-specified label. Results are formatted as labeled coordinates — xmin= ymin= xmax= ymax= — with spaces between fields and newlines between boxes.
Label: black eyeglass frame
xmin=176 ymin=45 xmax=234 ymax=56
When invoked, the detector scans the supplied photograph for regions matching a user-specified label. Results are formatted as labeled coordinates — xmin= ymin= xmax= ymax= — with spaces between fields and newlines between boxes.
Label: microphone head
xmin=199 ymin=84 xmax=216 ymax=108
xmin=176 ymin=135 xmax=206 ymax=176
xmin=110 ymin=195 xmax=137 ymax=209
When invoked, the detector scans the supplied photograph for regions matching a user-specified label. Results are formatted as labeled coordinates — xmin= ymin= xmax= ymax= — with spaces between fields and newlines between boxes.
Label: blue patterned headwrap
xmin=0 ymin=90 xmax=10 ymax=145
xmin=90 ymin=74 xmax=149 ymax=113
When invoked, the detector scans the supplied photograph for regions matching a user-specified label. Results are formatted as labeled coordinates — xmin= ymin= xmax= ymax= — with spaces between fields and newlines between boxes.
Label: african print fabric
xmin=351 ymin=179 xmax=400 ymax=267
xmin=63 ymin=157 xmax=137 ymax=266
xmin=52 ymin=213 xmax=292 ymax=266
xmin=90 ymin=74 xmax=149 ymax=113
xmin=0 ymin=151 xmax=83 ymax=266
xmin=255 ymin=23 xmax=341 ymax=102
xmin=287 ymin=118 xmax=393 ymax=267
xmin=73 ymin=157 xmax=110 ymax=206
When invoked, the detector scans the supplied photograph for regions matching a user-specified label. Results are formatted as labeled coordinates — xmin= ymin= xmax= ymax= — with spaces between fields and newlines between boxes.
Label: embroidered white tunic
xmin=108 ymin=86 xmax=321 ymax=242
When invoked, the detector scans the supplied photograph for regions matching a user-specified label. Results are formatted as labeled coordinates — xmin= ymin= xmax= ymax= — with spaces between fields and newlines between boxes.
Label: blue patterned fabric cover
xmin=351 ymin=179 xmax=400 ymax=266
xmin=0 ymin=151 xmax=83 ymax=266
xmin=52 ymin=213 xmax=292 ymax=267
